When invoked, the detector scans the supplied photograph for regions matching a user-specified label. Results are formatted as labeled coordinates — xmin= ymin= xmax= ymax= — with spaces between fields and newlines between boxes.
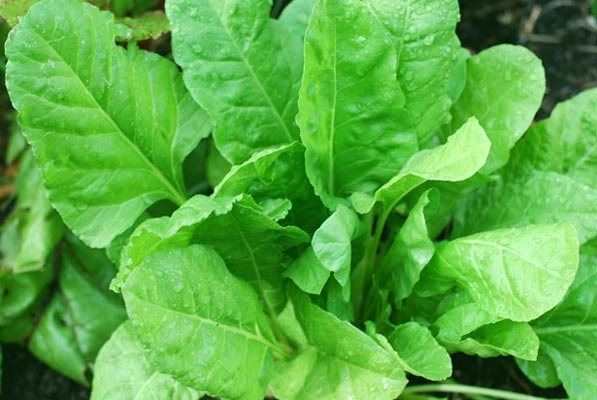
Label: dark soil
xmin=458 ymin=0 xmax=597 ymax=119
xmin=1 ymin=0 xmax=595 ymax=399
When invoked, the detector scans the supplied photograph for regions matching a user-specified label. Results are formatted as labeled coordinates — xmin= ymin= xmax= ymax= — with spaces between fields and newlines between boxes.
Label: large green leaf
xmin=270 ymin=291 xmax=407 ymax=400
xmin=517 ymin=240 xmax=597 ymax=399
xmin=368 ymin=0 xmax=461 ymax=145
xmin=446 ymin=44 xmax=545 ymax=173
xmin=454 ymin=89 xmax=597 ymax=244
xmin=417 ymin=223 xmax=579 ymax=322
xmin=28 ymin=234 xmax=127 ymax=384
xmin=0 ymin=151 xmax=63 ymax=272
xmin=299 ymin=0 xmax=417 ymax=209
xmin=5 ymin=0 xmax=211 ymax=247
xmin=122 ymin=245 xmax=281 ymax=400
xmin=92 ymin=321 xmax=201 ymax=400
xmin=352 ymin=117 xmax=490 ymax=214
xmin=167 ymin=0 xmax=302 ymax=164
xmin=116 ymin=194 xmax=309 ymax=313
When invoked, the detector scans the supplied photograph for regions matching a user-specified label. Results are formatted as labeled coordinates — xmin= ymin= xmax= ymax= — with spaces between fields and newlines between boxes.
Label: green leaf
xmin=167 ymin=0 xmax=302 ymax=164
xmin=446 ymin=44 xmax=545 ymax=173
xmin=91 ymin=321 xmax=201 ymax=400
xmin=511 ymin=88 xmax=597 ymax=188
xmin=0 ymin=0 xmax=38 ymax=27
xmin=417 ymin=223 xmax=579 ymax=322
xmin=5 ymin=0 xmax=211 ymax=248
xmin=518 ymin=240 xmax=597 ymax=399
xmin=284 ymin=205 xmax=360 ymax=303
xmin=299 ymin=0 xmax=417 ymax=209
xmin=312 ymin=205 xmax=360 ymax=293
xmin=353 ymin=117 xmax=490 ymax=214
xmin=454 ymin=89 xmax=597 ymax=244
xmin=214 ymin=142 xmax=328 ymax=234
xmin=388 ymin=322 xmax=452 ymax=381
xmin=284 ymin=246 xmax=330 ymax=295
xmin=454 ymin=171 xmax=597 ymax=244
xmin=0 ymin=266 xmax=53 ymax=332
xmin=122 ymin=245 xmax=280 ymax=400
xmin=115 ymin=11 xmax=170 ymax=42
xmin=454 ymin=320 xmax=539 ymax=360
xmin=28 ymin=234 xmax=127 ymax=384
xmin=270 ymin=290 xmax=407 ymax=400
xmin=116 ymin=194 xmax=309 ymax=314
xmin=368 ymin=0 xmax=461 ymax=145
xmin=430 ymin=291 xmax=539 ymax=360
xmin=379 ymin=190 xmax=436 ymax=302
xmin=0 ymin=151 xmax=63 ymax=272
xmin=278 ymin=0 xmax=317 ymax=40
xmin=516 ymin=351 xmax=561 ymax=389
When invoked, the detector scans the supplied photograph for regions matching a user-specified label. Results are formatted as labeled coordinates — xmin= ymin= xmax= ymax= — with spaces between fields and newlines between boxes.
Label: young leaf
xmin=284 ymin=204 xmax=360 ymax=304
xmin=518 ymin=240 xmax=597 ymax=399
xmin=353 ymin=117 xmax=490 ymax=214
xmin=379 ymin=190 xmax=436 ymax=302
xmin=167 ymin=0 xmax=302 ymax=164
xmin=270 ymin=290 xmax=407 ymax=400
xmin=446 ymin=44 xmax=545 ymax=173
xmin=284 ymin=246 xmax=330 ymax=295
xmin=5 ymin=0 xmax=211 ymax=247
xmin=368 ymin=0 xmax=461 ymax=145
xmin=417 ymin=223 xmax=579 ymax=322
xmin=214 ymin=142 xmax=328 ymax=234
xmin=0 ymin=151 xmax=63 ymax=272
xmin=299 ymin=0 xmax=417 ymax=209
xmin=116 ymin=194 xmax=309 ymax=313
xmin=388 ymin=322 xmax=452 ymax=381
xmin=122 ymin=245 xmax=281 ymax=400
xmin=311 ymin=205 xmax=360 ymax=294
xmin=92 ymin=321 xmax=201 ymax=400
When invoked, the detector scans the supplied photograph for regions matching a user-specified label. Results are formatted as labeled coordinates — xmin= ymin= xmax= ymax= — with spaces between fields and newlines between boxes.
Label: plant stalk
xmin=400 ymin=383 xmax=567 ymax=400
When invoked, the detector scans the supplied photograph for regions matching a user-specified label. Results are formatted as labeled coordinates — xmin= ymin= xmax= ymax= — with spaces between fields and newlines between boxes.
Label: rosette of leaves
xmin=2 ymin=0 xmax=595 ymax=399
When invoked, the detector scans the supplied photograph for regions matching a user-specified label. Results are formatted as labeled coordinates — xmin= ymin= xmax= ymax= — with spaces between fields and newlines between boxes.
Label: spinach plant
xmin=1 ymin=0 xmax=596 ymax=399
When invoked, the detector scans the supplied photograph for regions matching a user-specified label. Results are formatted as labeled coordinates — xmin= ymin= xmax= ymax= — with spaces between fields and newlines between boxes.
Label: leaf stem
xmin=352 ymin=206 xmax=390 ymax=323
xmin=400 ymin=383 xmax=567 ymax=400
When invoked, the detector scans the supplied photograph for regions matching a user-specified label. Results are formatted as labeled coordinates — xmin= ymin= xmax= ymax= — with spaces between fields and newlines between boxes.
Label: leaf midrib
xmin=208 ymin=0 xmax=294 ymax=143
xmin=135 ymin=296 xmax=279 ymax=351
xmin=29 ymin=23 xmax=186 ymax=206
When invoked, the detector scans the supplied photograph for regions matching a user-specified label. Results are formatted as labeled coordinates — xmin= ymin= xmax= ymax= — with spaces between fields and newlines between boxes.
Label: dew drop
xmin=423 ymin=35 xmax=434 ymax=46
xmin=74 ymin=202 xmax=88 ymax=211
xmin=172 ymin=279 xmax=184 ymax=293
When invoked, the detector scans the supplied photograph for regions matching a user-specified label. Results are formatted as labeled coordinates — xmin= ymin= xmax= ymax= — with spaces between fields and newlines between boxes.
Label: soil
xmin=1 ymin=0 xmax=595 ymax=399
